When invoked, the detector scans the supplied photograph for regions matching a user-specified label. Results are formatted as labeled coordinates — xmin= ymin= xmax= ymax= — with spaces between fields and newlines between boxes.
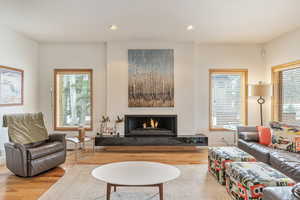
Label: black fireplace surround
xmin=125 ymin=115 xmax=177 ymax=137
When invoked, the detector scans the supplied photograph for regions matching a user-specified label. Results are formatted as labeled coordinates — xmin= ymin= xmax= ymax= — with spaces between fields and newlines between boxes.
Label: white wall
xmin=0 ymin=25 xmax=39 ymax=163
xmin=107 ymin=41 xmax=196 ymax=135
xmin=264 ymin=28 xmax=300 ymax=122
xmin=38 ymin=43 xmax=107 ymax=136
xmin=265 ymin=28 xmax=300 ymax=69
xmin=0 ymin=23 xmax=298 ymax=155
xmin=106 ymin=41 xmax=265 ymax=145
xmin=37 ymin=41 xmax=268 ymax=146
xmin=196 ymin=44 xmax=265 ymax=145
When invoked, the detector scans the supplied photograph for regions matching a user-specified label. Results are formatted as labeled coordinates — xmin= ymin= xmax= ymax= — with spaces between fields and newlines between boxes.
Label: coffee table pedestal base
xmin=106 ymin=183 xmax=164 ymax=200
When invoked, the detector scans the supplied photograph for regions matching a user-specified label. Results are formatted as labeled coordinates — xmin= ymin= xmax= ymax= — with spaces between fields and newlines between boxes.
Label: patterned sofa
xmin=237 ymin=126 xmax=300 ymax=182
xmin=226 ymin=162 xmax=295 ymax=200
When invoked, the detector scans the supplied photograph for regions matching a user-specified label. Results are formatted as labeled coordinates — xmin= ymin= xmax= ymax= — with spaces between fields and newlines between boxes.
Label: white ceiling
xmin=1 ymin=0 xmax=300 ymax=43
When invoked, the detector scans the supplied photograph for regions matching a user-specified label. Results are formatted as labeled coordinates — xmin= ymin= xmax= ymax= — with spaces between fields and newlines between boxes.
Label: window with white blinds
xmin=209 ymin=69 xmax=248 ymax=130
xmin=278 ymin=67 xmax=300 ymax=125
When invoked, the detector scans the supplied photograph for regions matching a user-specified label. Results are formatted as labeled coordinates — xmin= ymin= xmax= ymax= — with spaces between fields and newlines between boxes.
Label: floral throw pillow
xmin=270 ymin=121 xmax=300 ymax=153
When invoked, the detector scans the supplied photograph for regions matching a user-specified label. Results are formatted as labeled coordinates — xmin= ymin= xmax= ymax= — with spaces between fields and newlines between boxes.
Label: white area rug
xmin=39 ymin=164 xmax=229 ymax=200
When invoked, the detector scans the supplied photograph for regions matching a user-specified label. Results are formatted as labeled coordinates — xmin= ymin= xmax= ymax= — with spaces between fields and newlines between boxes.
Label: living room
xmin=0 ymin=0 xmax=300 ymax=199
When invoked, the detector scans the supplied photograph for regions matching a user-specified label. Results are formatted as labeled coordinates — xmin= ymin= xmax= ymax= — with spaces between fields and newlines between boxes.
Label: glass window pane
xmin=281 ymin=67 xmax=300 ymax=125
xmin=211 ymin=73 xmax=243 ymax=128
xmin=56 ymin=71 xmax=91 ymax=129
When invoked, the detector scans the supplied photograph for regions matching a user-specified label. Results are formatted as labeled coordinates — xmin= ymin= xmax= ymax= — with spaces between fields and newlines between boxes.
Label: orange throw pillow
xmin=257 ymin=126 xmax=272 ymax=146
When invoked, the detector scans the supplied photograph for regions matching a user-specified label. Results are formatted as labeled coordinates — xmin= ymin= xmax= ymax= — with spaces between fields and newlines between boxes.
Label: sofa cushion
xmin=27 ymin=141 xmax=64 ymax=160
xmin=270 ymin=151 xmax=300 ymax=182
xmin=239 ymin=131 xmax=259 ymax=142
xmin=238 ymin=139 xmax=272 ymax=163
xmin=248 ymin=143 xmax=273 ymax=163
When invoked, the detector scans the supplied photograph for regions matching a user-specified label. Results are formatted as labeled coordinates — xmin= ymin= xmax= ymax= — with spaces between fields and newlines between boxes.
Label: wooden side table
xmin=66 ymin=136 xmax=95 ymax=161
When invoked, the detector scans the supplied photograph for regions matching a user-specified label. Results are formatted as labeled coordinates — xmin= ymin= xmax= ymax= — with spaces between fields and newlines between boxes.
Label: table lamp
xmin=248 ymin=82 xmax=272 ymax=126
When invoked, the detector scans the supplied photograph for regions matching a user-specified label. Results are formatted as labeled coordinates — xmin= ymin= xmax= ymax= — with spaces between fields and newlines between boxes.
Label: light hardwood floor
xmin=0 ymin=146 xmax=208 ymax=200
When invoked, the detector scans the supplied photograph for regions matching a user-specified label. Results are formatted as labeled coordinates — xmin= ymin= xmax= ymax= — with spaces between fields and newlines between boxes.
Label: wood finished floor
xmin=0 ymin=146 xmax=208 ymax=200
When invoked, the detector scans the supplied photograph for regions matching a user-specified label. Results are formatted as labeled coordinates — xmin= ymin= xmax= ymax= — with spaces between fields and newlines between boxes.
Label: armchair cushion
xmin=27 ymin=141 xmax=64 ymax=160
xmin=3 ymin=112 xmax=48 ymax=144
xmin=24 ymin=141 xmax=46 ymax=148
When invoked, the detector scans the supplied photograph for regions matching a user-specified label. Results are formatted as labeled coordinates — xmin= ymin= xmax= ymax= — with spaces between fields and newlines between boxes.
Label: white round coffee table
xmin=91 ymin=161 xmax=180 ymax=200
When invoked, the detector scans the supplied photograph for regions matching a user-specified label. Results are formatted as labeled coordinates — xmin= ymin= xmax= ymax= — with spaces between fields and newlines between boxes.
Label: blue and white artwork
xmin=128 ymin=49 xmax=174 ymax=107
xmin=0 ymin=66 xmax=23 ymax=106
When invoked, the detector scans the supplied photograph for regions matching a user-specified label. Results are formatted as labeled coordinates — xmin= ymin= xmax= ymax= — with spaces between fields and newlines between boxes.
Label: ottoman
xmin=208 ymin=146 xmax=256 ymax=185
xmin=226 ymin=162 xmax=295 ymax=200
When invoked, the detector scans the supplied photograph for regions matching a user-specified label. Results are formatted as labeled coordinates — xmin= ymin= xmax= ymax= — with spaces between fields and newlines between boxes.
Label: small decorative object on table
xmin=114 ymin=115 xmax=124 ymax=135
xmin=98 ymin=115 xmax=124 ymax=137
xmin=99 ymin=115 xmax=110 ymax=136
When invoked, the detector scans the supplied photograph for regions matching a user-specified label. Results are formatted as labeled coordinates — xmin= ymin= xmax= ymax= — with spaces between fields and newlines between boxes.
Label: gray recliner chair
xmin=3 ymin=112 xmax=66 ymax=177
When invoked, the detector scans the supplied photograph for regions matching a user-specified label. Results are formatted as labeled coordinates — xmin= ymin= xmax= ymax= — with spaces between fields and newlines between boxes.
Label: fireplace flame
xmin=143 ymin=118 xmax=159 ymax=128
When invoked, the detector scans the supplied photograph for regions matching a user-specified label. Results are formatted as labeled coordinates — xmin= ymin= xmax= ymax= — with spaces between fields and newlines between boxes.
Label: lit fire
xmin=143 ymin=118 xmax=159 ymax=128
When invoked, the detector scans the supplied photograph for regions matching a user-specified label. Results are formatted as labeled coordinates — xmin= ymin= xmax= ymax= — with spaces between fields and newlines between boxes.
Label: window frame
xmin=53 ymin=68 xmax=93 ymax=131
xmin=272 ymin=60 xmax=300 ymax=123
xmin=209 ymin=69 xmax=248 ymax=131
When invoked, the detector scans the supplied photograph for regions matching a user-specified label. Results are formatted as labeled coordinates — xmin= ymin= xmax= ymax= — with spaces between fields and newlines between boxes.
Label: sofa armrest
xmin=237 ymin=126 xmax=259 ymax=142
xmin=4 ymin=142 xmax=28 ymax=177
xmin=237 ymin=126 xmax=258 ymax=133
xmin=48 ymin=133 xmax=66 ymax=148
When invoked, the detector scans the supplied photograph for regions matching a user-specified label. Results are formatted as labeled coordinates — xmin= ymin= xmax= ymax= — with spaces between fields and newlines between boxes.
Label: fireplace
xmin=125 ymin=115 xmax=177 ymax=137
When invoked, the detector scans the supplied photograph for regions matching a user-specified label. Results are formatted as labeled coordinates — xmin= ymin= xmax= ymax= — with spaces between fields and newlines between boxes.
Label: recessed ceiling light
xmin=109 ymin=25 xmax=118 ymax=30
xmin=187 ymin=25 xmax=195 ymax=31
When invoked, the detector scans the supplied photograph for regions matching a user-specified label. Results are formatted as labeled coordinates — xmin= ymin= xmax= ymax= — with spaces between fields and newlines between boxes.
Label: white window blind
xmin=210 ymin=71 xmax=246 ymax=129
xmin=279 ymin=67 xmax=300 ymax=125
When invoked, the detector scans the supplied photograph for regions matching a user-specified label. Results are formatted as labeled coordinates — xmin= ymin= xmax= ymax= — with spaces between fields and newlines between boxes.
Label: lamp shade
xmin=248 ymin=83 xmax=272 ymax=97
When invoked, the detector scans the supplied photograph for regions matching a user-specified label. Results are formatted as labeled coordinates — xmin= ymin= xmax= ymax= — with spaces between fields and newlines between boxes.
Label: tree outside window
xmin=54 ymin=69 xmax=92 ymax=130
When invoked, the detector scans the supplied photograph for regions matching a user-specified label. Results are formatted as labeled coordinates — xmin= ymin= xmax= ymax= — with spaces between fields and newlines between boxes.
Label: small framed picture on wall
xmin=0 ymin=65 xmax=24 ymax=106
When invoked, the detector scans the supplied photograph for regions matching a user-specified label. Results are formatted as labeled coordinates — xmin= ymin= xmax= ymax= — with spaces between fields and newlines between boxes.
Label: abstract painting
xmin=128 ymin=49 xmax=174 ymax=107
xmin=0 ymin=66 xmax=24 ymax=106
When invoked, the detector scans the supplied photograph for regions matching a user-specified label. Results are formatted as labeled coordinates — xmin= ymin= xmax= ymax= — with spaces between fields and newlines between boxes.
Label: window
xmin=54 ymin=69 xmax=93 ymax=131
xmin=209 ymin=69 xmax=248 ymax=130
xmin=272 ymin=61 xmax=300 ymax=125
